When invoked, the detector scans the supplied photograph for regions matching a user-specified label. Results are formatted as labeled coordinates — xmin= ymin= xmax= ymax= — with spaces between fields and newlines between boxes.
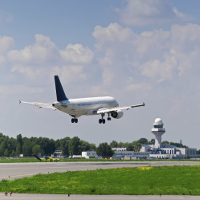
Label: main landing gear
xmin=99 ymin=113 xmax=111 ymax=124
xmin=71 ymin=118 xmax=78 ymax=123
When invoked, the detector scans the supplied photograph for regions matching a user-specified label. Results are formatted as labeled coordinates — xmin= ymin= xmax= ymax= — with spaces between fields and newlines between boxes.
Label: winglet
xmin=19 ymin=100 xmax=21 ymax=104
xmin=54 ymin=75 xmax=68 ymax=101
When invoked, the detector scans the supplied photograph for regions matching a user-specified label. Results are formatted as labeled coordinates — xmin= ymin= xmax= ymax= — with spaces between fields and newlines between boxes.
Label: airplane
xmin=33 ymin=155 xmax=59 ymax=162
xmin=20 ymin=75 xmax=145 ymax=124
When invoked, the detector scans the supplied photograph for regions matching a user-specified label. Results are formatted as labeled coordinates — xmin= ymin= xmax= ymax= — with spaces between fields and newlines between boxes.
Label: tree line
xmin=0 ymin=133 xmax=192 ymax=157
xmin=0 ymin=133 xmax=96 ymax=157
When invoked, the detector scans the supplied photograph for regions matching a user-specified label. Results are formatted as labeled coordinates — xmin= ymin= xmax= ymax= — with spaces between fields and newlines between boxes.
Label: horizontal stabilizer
xmin=54 ymin=75 xmax=68 ymax=101
xmin=19 ymin=100 xmax=55 ymax=110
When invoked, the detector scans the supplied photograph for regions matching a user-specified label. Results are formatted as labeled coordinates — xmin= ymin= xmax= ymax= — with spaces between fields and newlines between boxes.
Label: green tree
xmin=32 ymin=145 xmax=42 ymax=155
xmin=89 ymin=143 xmax=96 ymax=151
xmin=68 ymin=136 xmax=81 ymax=155
xmin=79 ymin=140 xmax=90 ymax=152
xmin=10 ymin=150 xmax=16 ymax=157
xmin=162 ymin=140 xmax=169 ymax=145
xmin=17 ymin=134 xmax=23 ymax=154
xmin=23 ymin=139 xmax=33 ymax=156
xmin=0 ymin=141 xmax=7 ymax=156
xmin=16 ymin=144 xmax=21 ymax=155
xmin=39 ymin=137 xmax=56 ymax=155
xmin=138 ymin=138 xmax=148 ymax=144
xmin=4 ymin=149 xmax=9 ymax=157
xmin=96 ymin=143 xmax=114 ymax=157
xmin=127 ymin=142 xmax=141 ymax=152
xmin=148 ymin=139 xmax=155 ymax=145
xmin=133 ymin=142 xmax=141 ymax=152
xmin=110 ymin=140 xmax=118 ymax=148
xmin=118 ymin=142 xmax=129 ymax=148
xmin=169 ymin=142 xmax=188 ymax=148
xmin=59 ymin=137 xmax=70 ymax=156
xmin=126 ymin=143 xmax=134 ymax=151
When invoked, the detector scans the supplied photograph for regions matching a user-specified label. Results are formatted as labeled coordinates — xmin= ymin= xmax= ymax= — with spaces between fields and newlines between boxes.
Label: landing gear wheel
xmin=71 ymin=118 xmax=74 ymax=123
xmin=107 ymin=117 xmax=111 ymax=121
xmin=75 ymin=118 xmax=78 ymax=123
xmin=99 ymin=113 xmax=106 ymax=124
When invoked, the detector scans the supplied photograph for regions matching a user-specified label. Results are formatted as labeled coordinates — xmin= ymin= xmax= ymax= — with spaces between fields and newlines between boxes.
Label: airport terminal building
xmin=82 ymin=118 xmax=197 ymax=160
xmin=112 ymin=118 xmax=197 ymax=159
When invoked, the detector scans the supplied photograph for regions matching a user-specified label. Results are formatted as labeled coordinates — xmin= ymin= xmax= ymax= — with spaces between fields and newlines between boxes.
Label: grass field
xmin=0 ymin=165 xmax=200 ymax=195
xmin=0 ymin=157 xmax=199 ymax=163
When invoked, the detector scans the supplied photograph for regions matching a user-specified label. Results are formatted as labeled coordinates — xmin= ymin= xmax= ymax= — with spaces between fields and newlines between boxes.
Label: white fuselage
xmin=52 ymin=96 xmax=119 ymax=117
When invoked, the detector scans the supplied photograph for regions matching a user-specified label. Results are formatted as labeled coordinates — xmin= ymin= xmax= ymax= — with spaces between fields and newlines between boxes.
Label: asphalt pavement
xmin=0 ymin=160 xmax=200 ymax=181
xmin=1 ymin=193 xmax=200 ymax=200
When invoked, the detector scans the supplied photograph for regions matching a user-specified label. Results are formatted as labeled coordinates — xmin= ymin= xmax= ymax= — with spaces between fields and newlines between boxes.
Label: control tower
xmin=151 ymin=118 xmax=165 ymax=148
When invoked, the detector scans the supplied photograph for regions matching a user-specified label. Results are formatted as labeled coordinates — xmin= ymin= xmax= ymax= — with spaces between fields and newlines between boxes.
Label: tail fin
xmin=32 ymin=154 xmax=41 ymax=161
xmin=54 ymin=75 xmax=68 ymax=101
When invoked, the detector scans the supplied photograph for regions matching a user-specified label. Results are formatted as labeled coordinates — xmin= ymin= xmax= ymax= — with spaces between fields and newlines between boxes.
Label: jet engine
xmin=111 ymin=110 xmax=124 ymax=119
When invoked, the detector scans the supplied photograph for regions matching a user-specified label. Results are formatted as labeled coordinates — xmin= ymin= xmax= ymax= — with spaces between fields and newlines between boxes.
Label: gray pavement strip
xmin=0 ymin=193 xmax=200 ymax=200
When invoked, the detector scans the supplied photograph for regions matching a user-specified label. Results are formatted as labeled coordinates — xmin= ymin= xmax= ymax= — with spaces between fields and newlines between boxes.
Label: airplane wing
xmin=96 ymin=103 xmax=145 ymax=114
xmin=19 ymin=100 xmax=56 ymax=110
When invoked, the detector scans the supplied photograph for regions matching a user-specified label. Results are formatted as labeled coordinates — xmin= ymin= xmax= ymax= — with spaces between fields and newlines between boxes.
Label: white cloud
xmin=51 ymin=65 xmax=86 ymax=84
xmin=6 ymin=34 xmax=94 ymax=86
xmin=0 ymin=35 xmax=14 ymax=67
xmin=140 ymin=55 xmax=178 ymax=82
xmin=93 ymin=22 xmax=200 ymax=84
xmin=98 ymin=49 xmax=114 ymax=66
xmin=135 ymin=29 xmax=170 ymax=55
xmin=116 ymin=0 xmax=189 ymax=26
xmin=11 ymin=65 xmax=46 ymax=81
xmin=0 ymin=36 xmax=14 ymax=54
xmin=8 ymin=34 xmax=94 ymax=67
xmin=8 ymin=34 xmax=59 ymax=65
xmin=93 ymin=23 xmax=134 ymax=50
xmin=60 ymin=43 xmax=94 ymax=64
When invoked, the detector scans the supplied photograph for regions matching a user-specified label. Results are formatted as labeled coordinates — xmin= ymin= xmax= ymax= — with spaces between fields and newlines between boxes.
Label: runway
xmin=0 ymin=160 xmax=200 ymax=181
xmin=0 ymin=161 xmax=200 ymax=200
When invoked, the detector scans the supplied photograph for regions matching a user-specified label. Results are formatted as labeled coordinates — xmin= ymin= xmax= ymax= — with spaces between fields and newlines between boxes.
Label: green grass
xmin=1 ymin=165 xmax=200 ymax=195
xmin=0 ymin=157 xmax=40 ymax=163
xmin=0 ymin=157 xmax=199 ymax=163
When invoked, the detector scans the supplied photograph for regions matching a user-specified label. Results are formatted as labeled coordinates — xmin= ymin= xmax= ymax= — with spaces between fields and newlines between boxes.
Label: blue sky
xmin=0 ymin=0 xmax=200 ymax=149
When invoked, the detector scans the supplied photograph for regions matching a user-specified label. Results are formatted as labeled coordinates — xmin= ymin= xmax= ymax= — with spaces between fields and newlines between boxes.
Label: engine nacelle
xmin=111 ymin=110 xmax=124 ymax=119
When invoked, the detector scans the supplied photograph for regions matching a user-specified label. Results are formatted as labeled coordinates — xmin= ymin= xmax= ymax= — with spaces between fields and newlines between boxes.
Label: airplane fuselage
xmin=52 ymin=96 xmax=119 ymax=117
xmin=20 ymin=75 xmax=145 ymax=124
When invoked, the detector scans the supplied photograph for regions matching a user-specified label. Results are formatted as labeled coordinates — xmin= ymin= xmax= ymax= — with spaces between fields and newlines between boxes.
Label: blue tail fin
xmin=54 ymin=75 xmax=68 ymax=101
